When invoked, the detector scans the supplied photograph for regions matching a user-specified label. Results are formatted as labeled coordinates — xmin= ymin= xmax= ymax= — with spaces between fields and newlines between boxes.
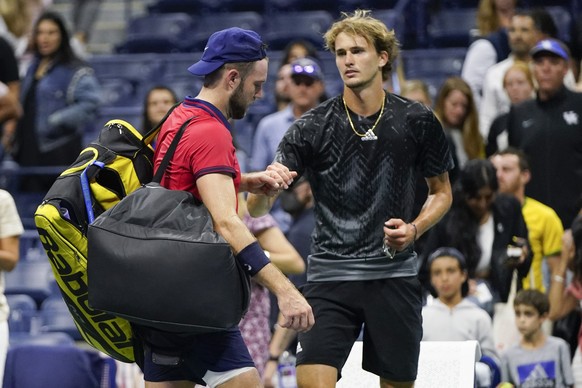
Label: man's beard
xmin=229 ymin=83 xmax=247 ymax=120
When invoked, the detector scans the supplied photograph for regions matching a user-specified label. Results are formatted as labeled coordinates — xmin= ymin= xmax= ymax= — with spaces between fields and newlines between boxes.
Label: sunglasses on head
xmin=292 ymin=76 xmax=316 ymax=87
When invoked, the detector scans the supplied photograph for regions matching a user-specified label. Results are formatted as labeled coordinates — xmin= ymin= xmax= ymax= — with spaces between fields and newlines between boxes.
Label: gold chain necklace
xmin=342 ymin=96 xmax=385 ymax=141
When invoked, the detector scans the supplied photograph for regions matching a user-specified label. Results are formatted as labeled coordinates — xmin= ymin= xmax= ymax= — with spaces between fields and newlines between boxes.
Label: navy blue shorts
xmin=134 ymin=325 xmax=255 ymax=384
xmin=296 ymin=277 xmax=423 ymax=382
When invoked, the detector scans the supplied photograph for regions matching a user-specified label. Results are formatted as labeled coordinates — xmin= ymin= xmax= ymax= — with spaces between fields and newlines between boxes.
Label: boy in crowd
xmin=500 ymin=289 xmax=574 ymax=387
xmin=422 ymin=247 xmax=499 ymax=388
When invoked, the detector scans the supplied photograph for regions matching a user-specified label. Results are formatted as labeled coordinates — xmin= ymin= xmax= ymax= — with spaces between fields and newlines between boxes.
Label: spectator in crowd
xmin=272 ymin=39 xmax=321 ymax=113
xmin=0 ymin=0 xmax=37 ymax=54
xmin=422 ymin=247 xmax=499 ymax=388
xmin=476 ymin=0 xmax=515 ymax=37
xmin=72 ymin=0 xmax=103 ymax=46
xmin=400 ymin=79 xmax=432 ymax=107
xmin=507 ymin=38 xmax=582 ymax=229
xmin=434 ymin=76 xmax=484 ymax=171
xmin=490 ymin=147 xmax=563 ymax=293
xmin=274 ymin=63 xmax=292 ymax=111
xmin=500 ymin=289 xmax=574 ymax=387
xmin=140 ymin=85 xmax=178 ymax=134
xmin=462 ymin=0 xmax=517 ymax=106
xmin=419 ymin=159 xmax=531 ymax=312
xmin=262 ymin=177 xmax=315 ymax=387
xmin=0 ymin=189 xmax=24 ymax=384
xmin=401 ymin=78 xmax=436 ymax=255
xmin=280 ymin=39 xmax=319 ymax=69
xmin=249 ymin=57 xmax=325 ymax=233
xmin=481 ymin=9 xmax=576 ymax=140
xmin=11 ymin=11 xmax=101 ymax=192
xmin=0 ymin=36 xmax=21 ymax=159
xmin=486 ymin=62 xmax=535 ymax=156
xmin=549 ymin=214 xmax=582 ymax=385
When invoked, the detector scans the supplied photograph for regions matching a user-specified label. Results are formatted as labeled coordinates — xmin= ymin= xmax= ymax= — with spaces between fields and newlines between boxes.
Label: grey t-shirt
xmin=501 ymin=336 xmax=574 ymax=387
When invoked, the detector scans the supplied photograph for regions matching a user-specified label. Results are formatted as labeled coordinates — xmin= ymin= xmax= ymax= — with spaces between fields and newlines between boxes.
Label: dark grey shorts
xmin=134 ymin=326 xmax=254 ymax=384
xmin=296 ymin=276 xmax=423 ymax=382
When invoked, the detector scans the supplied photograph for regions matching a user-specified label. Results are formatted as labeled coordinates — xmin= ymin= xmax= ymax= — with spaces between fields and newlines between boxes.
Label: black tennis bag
xmin=87 ymin=116 xmax=251 ymax=333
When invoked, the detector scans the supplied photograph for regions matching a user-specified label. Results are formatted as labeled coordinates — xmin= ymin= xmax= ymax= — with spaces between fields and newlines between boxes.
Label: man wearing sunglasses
xmin=249 ymin=56 xmax=325 ymax=233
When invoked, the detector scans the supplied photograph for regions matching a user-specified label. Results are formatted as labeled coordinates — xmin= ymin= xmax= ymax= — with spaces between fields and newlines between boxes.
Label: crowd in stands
xmin=2 ymin=0 xmax=582 ymax=386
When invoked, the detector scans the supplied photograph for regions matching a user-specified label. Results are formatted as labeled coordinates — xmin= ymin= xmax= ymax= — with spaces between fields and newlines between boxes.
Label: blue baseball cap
xmin=530 ymin=39 xmax=569 ymax=61
xmin=290 ymin=57 xmax=324 ymax=80
xmin=188 ymin=27 xmax=267 ymax=76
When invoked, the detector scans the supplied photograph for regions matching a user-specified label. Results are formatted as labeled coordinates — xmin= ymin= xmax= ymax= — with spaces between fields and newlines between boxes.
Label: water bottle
xmin=277 ymin=351 xmax=297 ymax=388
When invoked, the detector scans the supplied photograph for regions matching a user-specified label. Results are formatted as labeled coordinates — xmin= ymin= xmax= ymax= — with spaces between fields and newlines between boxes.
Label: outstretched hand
xmin=243 ymin=163 xmax=297 ymax=196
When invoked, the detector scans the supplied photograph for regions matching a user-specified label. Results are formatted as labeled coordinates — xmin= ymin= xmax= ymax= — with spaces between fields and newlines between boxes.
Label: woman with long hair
xmin=419 ymin=159 xmax=531 ymax=309
xmin=434 ymin=76 xmax=484 ymax=172
xmin=476 ymin=0 xmax=517 ymax=37
xmin=12 ymin=11 xmax=100 ymax=191
xmin=140 ymin=85 xmax=178 ymax=134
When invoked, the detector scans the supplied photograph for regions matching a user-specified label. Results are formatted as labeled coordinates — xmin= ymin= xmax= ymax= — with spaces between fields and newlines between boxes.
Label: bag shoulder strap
xmin=151 ymin=116 xmax=196 ymax=184
xmin=143 ymin=101 xmax=181 ymax=145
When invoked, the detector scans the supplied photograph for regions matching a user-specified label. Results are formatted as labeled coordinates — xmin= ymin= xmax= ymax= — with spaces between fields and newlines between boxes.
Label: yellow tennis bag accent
xmin=34 ymin=108 xmax=174 ymax=364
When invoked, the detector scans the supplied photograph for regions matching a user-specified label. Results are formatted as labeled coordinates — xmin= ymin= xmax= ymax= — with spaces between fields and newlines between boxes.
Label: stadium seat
xmin=431 ymin=0 xmax=480 ymax=7
xmin=148 ymin=0 xmax=266 ymax=13
xmin=546 ymin=6 xmax=573 ymax=44
xmin=90 ymin=54 xmax=164 ymax=84
xmin=13 ymin=192 xmax=45 ymax=230
xmin=374 ymin=9 xmax=406 ymax=46
xmin=427 ymin=8 xmax=478 ymax=48
xmin=338 ymin=0 xmax=399 ymax=11
xmin=262 ymin=11 xmax=334 ymax=50
xmin=18 ymin=229 xmax=45 ymax=262
xmin=99 ymin=78 xmax=139 ymax=108
xmin=39 ymin=296 xmax=83 ymax=341
xmin=8 ymin=332 xmax=75 ymax=348
xmin=523 ymin=0 xmax=573 ymax=8
xmin=6 ymin=294 xmax=37 ymax=334
xmin=401 ymin=47 xmax=467 ymax=100
xmin=156 ymin=76 xmax=203 ymax=100
xmin=86 ymin=106 xmax=143 ymax=145
xmin=269 ymin=0 xmax=337 ymax=12
xmin=160 ymin=52 xmax=202 ymax=80
xmin=3 ymin=344 xmax=117 ymax=388
xmin=180 ymin=12 xmax=264 ymax=52
xmin=401 ymin=48 xmax=467 ymax=79
xmin=5 ymin=261 xmax=54 ymax=306
xmin=116 ymin=13 xmax=193 ymax=54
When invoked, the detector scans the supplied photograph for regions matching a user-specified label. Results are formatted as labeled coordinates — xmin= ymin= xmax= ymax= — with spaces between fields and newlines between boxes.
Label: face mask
xmin=280 ymin=190 xmax=305 ymax=216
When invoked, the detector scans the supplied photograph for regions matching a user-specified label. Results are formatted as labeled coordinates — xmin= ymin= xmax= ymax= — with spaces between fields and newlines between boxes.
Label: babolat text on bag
xmin=34 ymin=106 xmax=175 ymax=363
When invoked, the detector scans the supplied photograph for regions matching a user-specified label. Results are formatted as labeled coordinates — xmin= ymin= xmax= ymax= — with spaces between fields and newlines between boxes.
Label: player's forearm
xmin=413 ymin=190 xmax=452 ymax=240
xmin=269 ymin=317 xmax=298 ymax=357
xmin=253 ymin=262 xmax=297 ymax=297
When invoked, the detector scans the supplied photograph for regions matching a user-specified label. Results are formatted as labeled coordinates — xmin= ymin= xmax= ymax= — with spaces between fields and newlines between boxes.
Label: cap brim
xmin=531 ymin=48 xmax=570 ymax=61
xmin=187 ymin=60 xmax=224 ymax=76
xmin=291 ymin=73 xmax=322 ymax=81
